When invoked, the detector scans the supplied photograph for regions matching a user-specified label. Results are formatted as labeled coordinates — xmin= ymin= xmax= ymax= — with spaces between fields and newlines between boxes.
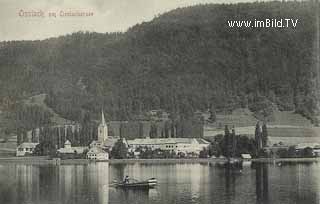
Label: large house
xmin=87 ymin=147 xmax=109 ymax=161
xmin=127 ymin=138 xmax=210 ymax=155
xmin=16 ymin=142 xmax=39 ymax=156
xmin=57 ymin=140 xmax=87 ymax=156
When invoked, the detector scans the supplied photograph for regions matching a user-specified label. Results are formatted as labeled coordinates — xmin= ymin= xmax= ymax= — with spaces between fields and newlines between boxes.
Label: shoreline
xmin=0 ymin=157 xmax=318 ymax=165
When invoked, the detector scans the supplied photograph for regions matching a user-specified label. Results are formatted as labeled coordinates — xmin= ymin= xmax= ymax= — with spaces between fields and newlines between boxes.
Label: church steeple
xmin=101 ymin=109 xmax=106 ymax=126
xmin=98 ymin=109 xmax=108 ymax=142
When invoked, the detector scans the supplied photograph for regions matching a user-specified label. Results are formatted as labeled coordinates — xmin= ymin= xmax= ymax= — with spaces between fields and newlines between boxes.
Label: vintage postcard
xmin=0 ymin=0 xmax=319 ymax=204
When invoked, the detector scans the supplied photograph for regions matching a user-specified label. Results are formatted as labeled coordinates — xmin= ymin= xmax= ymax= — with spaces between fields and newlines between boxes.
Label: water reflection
xmin=0 ymin=162 xmax=319 ymax=204
xmin=253 ymin=163 xmax=269 ymax=204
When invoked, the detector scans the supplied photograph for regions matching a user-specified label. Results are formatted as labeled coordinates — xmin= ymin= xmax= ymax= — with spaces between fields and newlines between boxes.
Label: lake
xmin=0 ymin=161 xmax=319 ymax=204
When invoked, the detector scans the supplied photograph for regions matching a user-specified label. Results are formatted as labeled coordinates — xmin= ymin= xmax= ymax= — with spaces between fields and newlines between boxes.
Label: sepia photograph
xmin=0 ymin=0 xmax=319 ymax=203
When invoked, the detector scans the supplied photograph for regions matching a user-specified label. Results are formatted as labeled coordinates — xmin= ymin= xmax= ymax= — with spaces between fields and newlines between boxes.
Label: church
xmin=89 ymin=110 xmax=125 ymax=152
xmin=98 ymin=110 xmax=109 ymax=142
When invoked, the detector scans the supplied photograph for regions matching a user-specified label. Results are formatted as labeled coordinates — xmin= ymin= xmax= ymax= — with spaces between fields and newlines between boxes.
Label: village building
xmin=16 ymin=142 xmax=39 ymax=156
xmin=127 ymin=138 xmax=210 ymax=156
xmin=89 ymin=137 xmax=117 ymax=151
xmin=87 ymin=147 xmax=109 ymax=161
xmin=241 ymin=154 xmax=252 ymax=161
xmin=57 ymin=140 xmax=87 ymax=157
xmin=295 ymin=143 xmax=320 ymax=156
xmin=90 ymin=111 xmax=129 ymax=152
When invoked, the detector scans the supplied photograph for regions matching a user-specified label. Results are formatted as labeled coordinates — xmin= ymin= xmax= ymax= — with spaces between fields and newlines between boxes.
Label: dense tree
xmin=255 ymin=122 xmax=262 ymax=153
xmin=208 ymin=134 xmax=256 ymax=158
xmin=301 ymin=147 xmax=314 ymax=158
xmin=262 ymin=123 xmax=268 ymax=147
xmin=33 ymin=141 xmax=57 ymax=157
xmin=199 ymin=148 xmax=209 ymax=158
xmin=0 ymin=1 xmax=319 ymax=137
xmin=287 ymin=146 xmax=297 ymax=158
xmin=209 ymin=105 xmax=217 ymax=122
xmin=110 ymin=139 xmax=128 ymax=159
xmin=224 ymin=125 xmax=230 ymax=158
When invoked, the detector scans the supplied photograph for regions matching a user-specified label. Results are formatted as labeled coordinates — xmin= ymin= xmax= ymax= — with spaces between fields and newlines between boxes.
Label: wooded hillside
xmin=0 ymin=1 xmax=318 ymax=134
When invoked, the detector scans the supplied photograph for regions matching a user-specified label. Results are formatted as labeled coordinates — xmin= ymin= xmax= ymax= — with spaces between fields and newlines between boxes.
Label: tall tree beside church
xmin=231 ymin=127 xmax=237 ymax=158
xmin=224 ymin=125 xmax=230 ymax=158
xmin=31 ymin=129 xmax=36 ymax=143
xmin=255 ymin=122 xmax=262 ymax=153
xmin=149 ymin=122 xmax=157 ymax=138
xmin=262 ymin=123 xmax=268 ymax=147
xmin=209 ymin=104 xmax=217 ymax=122
xmin=17 ymin=128 xmax=23 ymax=145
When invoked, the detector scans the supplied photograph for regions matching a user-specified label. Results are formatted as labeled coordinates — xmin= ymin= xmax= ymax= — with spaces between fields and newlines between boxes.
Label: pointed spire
xmin=101 ymin=109 xmax=106 ymax=126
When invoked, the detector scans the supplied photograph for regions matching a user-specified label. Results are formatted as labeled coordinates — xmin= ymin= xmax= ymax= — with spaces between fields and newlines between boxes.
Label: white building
xmin=87 ymin=147 xmax=109 ymax=161
xmin=57 ymin=140 xmax=87 ymax=154
xmin=127 ymin=138 xmax=210 ymax=155
xmin=241 ymin=154 xmax=252 ymax=160
xmin=98 ymin=110 xmax=108 ymax=142
xmin=16 ymin=142 xmax=39 ymax=156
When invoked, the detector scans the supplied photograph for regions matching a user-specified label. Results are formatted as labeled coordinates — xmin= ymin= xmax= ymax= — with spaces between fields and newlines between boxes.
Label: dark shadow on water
xmin=112 ymin=163 xmax=126 ymax=180
xmin=113 ymin=187 xmax=158 ymax=204
xmin=252 ymin=163 xmax=269 ymax=204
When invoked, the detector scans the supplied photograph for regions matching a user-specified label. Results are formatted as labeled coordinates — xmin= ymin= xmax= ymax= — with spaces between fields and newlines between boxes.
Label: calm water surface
xmin=0 ymin=162 xmax=319 ymax=204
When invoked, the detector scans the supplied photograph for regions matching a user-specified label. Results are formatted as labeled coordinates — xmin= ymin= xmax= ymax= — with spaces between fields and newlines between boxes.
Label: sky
xmin=0 ymin=0 xmax=274 ymax=41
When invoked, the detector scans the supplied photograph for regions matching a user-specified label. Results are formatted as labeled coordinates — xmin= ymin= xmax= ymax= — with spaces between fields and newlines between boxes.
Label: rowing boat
xmin=113 ymin=178 xmax=157 ymax=189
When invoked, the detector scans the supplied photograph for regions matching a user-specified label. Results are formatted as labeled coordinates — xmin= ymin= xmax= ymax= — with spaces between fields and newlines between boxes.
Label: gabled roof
xmin=127 ymin=138 xmax=210 ymax=145
xmin=88 ymin=147 xmax=107 ymax=154
xmin=100 ymin=109 xmax=106 ymax=126
xmin=57 ymin=146 xmax=87 ymax=154
xmin=296 ymin=143 xmax=320 ymax=150
xmin=195 ymin=138 xmax=210 ymax=144
xmin=17 ymin=143 xmax=39 ymax=148
xmin=241 ymin=154 xmax=252 ymax=159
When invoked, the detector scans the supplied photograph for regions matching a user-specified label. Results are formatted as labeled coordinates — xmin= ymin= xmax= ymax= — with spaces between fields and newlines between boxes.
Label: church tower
xmin=98 ymin=110 xmax=108 ymax=142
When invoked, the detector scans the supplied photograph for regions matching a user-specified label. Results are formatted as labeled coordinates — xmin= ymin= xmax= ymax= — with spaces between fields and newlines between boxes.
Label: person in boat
xmin=123 ymin=175 xmax=129 ymax=184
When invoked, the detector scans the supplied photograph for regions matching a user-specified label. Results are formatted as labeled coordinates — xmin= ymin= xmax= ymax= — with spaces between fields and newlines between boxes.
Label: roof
xmin=89 ymin=137 xmax=124 ymax=148
xmin=57 ymin=146 xmax=87 ymax=154
xmin=296 ymin=143 xmax=320 ymax=150
xmin=241 ymin=154 xmax=252 ymax=159
xmin=103 ymin=137 xmax=119 ymax=147
xmin=87 ymin=147 xmax=107 ymax=154
xmin=101 ymin=110 xmax=107 ymax=126
xmin=127 ymin=138 xmax=209 ymax=145
xmin=17 ymin=143 xmax=39 ymax=148
xmin=65 ymin=140 xmax=71 ymax=145
xmin=195 ymin=138 xmax=210 ymax=144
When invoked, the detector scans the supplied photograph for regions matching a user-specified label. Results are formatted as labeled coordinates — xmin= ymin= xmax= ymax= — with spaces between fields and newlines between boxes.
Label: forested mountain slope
xmin=0 ymin=1 xmax=318 ymax=134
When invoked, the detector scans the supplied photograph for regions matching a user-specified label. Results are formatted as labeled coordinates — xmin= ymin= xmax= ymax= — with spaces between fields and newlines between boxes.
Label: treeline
xmin=209 ymin=130 xmax=257 ymax=158
xmin=12 ymin=104 xmax=52 ymax=139
xmin=17 ymin=123 xmax=98 ymax=147
xmin=0 ymin=1 xmax=319 ymax=133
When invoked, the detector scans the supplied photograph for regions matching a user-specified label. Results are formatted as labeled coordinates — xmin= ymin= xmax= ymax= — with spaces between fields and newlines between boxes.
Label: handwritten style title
xmin=18 ymin=9 xmax=94 ymax=18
